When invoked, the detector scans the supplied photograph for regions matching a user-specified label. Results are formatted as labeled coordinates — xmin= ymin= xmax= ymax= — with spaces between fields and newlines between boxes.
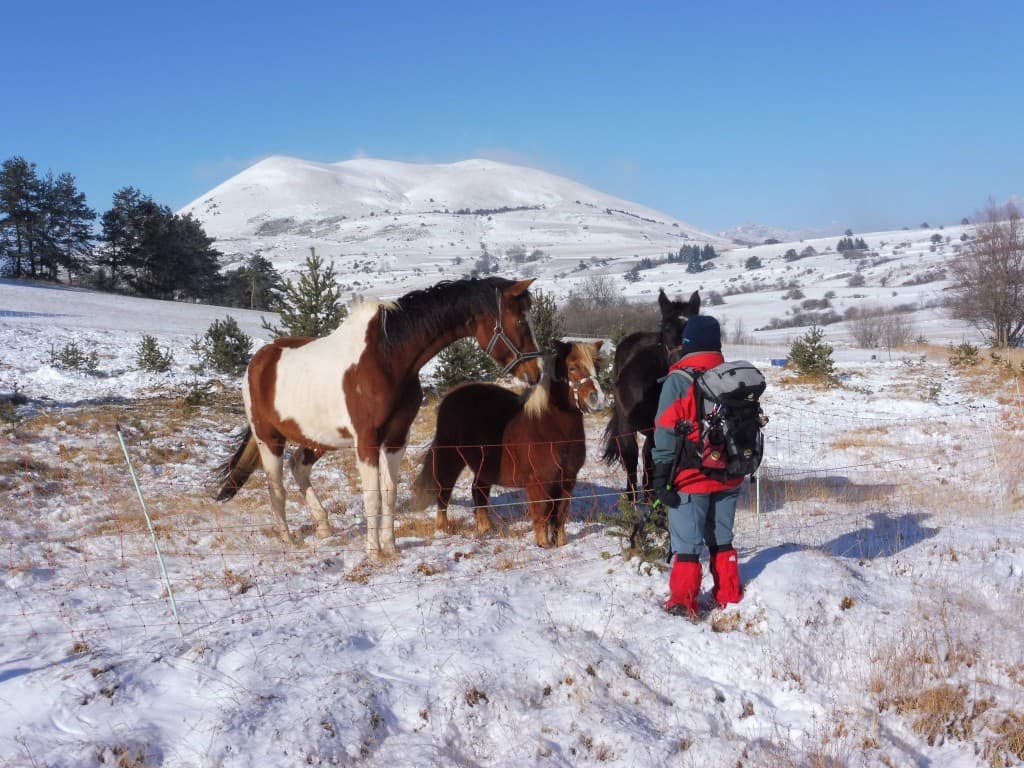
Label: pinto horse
xmin=600 ymin=289 xmax=700 ymax=500
xmin=213 ymin=276 xmax=542 ymax=558
xmin=411 ymin=340 xmax=605 ymax=548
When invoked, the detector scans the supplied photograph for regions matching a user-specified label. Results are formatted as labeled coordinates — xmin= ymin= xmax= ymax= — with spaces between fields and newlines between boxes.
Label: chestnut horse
xmin=411 ymin=340 xmax=604 ymax=548
xmin=600 ymin=289 xmax=700 ymax=500
xmin=213 ymin=277 xmax=542 ymax=559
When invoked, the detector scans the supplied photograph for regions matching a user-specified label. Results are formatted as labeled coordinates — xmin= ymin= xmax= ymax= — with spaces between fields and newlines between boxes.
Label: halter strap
xmin=549 ymin=353 xmax=597 ymax=413
xmin=568 ymin=375 xmax=597 ymax=412
xmin=484 ymin=287 xmax=543 ymax=376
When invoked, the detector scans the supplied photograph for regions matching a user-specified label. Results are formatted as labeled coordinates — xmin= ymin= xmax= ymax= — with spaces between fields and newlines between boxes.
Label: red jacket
xmin=652 ymin=351 xmax=745 ymax=495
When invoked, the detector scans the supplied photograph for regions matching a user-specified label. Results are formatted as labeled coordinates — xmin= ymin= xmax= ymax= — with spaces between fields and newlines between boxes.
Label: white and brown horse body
xmin=214 ymin=277 xmax=541 ymax=559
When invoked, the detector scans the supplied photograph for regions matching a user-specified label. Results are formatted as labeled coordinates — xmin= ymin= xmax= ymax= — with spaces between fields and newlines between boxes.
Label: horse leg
xmin=640 ymin=430 xmax=655 ymax=502
xmin=357 ymin=456 xmax=384 ymax=560
xmin=431 ymin=448 xmax=464 ymax=534
xmin=471 ymin=480 xmax=493 ymax=535
xmin=256 ymin=438 xmax=296 ymax=545
xmin=290 ymin=447 xmax=332 ymax=539
xmin=527 ymin=486 xmax=555 ymax=548
xmin=553 ymin=481 xmax=574 ymax=547
xmin=378 ymin=446 xmax=403 ymax=557
xmin=620 ymin=433 xmax=640 ymax=501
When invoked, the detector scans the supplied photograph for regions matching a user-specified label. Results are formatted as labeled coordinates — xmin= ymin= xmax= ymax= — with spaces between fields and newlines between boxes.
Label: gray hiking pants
xmin=668 ymin=486 xmax=741 ymax=558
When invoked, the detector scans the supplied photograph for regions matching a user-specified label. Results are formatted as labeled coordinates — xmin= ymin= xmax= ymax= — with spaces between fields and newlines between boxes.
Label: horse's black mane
xmin=379 ymin=276 xmax=526 ymax=350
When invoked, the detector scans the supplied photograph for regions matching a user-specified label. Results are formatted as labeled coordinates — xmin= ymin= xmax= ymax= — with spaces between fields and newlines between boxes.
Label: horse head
xmin=475 ymin=278 xmax=543 ymax=384
xmin=657 ymin=289 xmax=701 ymax=364
xmin=553 ymin=339 xmax=606 ymax=413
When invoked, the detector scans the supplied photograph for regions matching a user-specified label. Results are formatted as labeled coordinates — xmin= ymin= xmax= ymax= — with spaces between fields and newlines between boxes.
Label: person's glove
xmin=650 ymin=462 xmax=681 ymax=508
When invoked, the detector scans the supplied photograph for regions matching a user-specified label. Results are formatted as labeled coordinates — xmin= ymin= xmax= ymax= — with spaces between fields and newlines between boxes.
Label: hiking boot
xmin=710 ymin=547 xmax=742 ymax=606
xmin=664 ymin=556 xmax=701 ymax=615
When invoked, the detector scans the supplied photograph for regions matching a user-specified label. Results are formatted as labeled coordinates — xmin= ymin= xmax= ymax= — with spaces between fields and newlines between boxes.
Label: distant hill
xmin=719 ymin=221 xmax=846 ymax=246
xmin=181 ymin=156 xmax=729 ymax=288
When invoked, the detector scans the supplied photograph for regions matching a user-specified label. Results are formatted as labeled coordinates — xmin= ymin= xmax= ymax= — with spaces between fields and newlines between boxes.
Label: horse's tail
xmin=600 ymin=409 xmax=625 ymax=467
xmin=410 ymin=445 xmax=440 ymax=512
xmin=212 ymin=426 xmax=260 ymax=501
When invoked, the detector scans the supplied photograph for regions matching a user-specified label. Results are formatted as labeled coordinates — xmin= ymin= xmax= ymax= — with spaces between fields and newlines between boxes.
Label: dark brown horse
xmin=411 ymin=340 xmax=605 ymax=548
xmin=600 ymin=289 xmax=700 ymax=500
xmin=212 ymin=277 xmax=542 ymax=559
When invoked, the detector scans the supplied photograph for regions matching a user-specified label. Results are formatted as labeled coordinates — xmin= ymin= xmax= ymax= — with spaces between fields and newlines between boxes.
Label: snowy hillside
xmin=181 ymin=156 xmax=980 ymax=348
xmin=181 ymin=155 xmax=729 ymax=287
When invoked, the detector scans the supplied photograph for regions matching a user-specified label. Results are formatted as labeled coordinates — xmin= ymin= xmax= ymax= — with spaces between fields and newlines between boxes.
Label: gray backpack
xmin=674 ymin=360 xmax=768 ymax=479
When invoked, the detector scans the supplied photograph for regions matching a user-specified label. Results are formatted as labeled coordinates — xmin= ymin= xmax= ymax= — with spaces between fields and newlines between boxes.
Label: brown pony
xmin=213 ymin=277 xmax=542 ymax=559
xmin=411 ymin=340 xmax=604 ymax=548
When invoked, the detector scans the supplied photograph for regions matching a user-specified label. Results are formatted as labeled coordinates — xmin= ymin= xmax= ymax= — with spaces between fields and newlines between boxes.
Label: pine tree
xmin=165 ymin=213 xmax=224 ymax=301
xmin=40 ymin=172 xmax=95 ymax=281
xmin=98 ymin=186 xmax=148 ymax=289
xmin=262 ymin=248 xmax=347 ymax=337
xmin=202 ymin=316 xmax=253 ymax=376
xmin=0 ymin=156 xmax=45 ymax=278
xmin=433 ymin=338 xmax=499 ymax=391
xmin=100 ymin=188 xmax=224 ymax=301
xmin=529 ymin=288 xmax=564 ymax=352
xmin=221 ymin=254 xmax=284 ymax=310
xmin=789 ymin=325 xmax=835 ymax=380
xmin=685 ymin=248 xmax=703 ymax=274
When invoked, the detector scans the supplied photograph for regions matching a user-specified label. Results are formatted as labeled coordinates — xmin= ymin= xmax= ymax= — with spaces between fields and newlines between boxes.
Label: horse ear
xmin=593 ymin=339 xmax=604 ymax=353
xmin=689 ymin=290 xmax=701 ymax=314
xmin=658 ymin=289 xmax=672 ymax=315
xmin=508 ymin=278 xmax=536 ymax=297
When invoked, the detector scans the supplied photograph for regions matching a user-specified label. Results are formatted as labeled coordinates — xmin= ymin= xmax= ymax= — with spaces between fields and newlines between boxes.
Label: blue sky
xmin=2 ymin=1 xmax=1021 ymax=234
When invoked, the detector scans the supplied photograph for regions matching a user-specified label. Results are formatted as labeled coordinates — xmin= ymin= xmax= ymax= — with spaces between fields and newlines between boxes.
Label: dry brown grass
xmin=868 ymin=589 xmax=1024 ymax=766
xmin=395 ymin=512 xmax=479 ymax=539
xmin=984 ymin=712 xmax=1024 ymax=767
xmin=829 ymin=424 xmax=890 ymax=453
xmin=709 ymin=610 xmax=742 ymax=633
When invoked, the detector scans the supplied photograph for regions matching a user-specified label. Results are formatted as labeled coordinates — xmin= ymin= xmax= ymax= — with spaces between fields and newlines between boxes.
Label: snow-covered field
xmin=1 ymin=275 xmax=1023 ymax=767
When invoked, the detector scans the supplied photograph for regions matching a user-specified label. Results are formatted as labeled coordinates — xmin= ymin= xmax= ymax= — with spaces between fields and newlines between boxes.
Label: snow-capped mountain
xmin=181 ymin=155 xmax=729 ymax=283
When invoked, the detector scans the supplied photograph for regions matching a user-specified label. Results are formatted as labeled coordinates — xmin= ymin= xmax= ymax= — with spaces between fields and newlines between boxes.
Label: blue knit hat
xmin=682 ymin=315 xmax=721 ymax=352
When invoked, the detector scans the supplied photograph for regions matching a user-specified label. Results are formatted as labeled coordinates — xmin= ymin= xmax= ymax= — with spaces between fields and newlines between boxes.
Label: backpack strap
xmin=665 ymin=368 xmax=706 ymax=470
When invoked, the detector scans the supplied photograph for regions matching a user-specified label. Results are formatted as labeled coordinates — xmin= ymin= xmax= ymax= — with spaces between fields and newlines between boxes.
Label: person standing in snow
xmin=650 ymin=314 xmax=744 ymax=617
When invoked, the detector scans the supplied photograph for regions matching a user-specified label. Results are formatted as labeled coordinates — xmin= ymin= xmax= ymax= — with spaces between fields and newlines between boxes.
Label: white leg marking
xmin=379 ymin=446 xmax=405 ymax=556
xmin=291 ymin=451 xmax=332 ymax=539
xmin=358 ymin=457 xmax=382 ymax=559
xmin=257 ymin=441 xmax=295 ymax=545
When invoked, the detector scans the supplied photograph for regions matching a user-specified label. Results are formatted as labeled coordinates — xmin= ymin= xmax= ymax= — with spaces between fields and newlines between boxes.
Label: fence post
xmin=986 ymin=423 xmax=1006 ymax=514
xmin=116 ymin=424 xmax=184 ymax=643
xmin=753 ymin=472 xmax=762 ymax=547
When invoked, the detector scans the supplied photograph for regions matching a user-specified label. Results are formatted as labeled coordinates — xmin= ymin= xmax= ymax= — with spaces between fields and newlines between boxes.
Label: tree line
xmin=0 ymin=155 xmax=281 ymax=306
